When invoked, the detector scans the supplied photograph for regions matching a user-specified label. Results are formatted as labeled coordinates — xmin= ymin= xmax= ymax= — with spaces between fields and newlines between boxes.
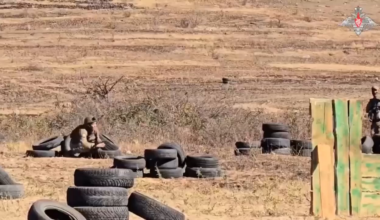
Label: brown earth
xmin=0 ymin=0 xmax=379 ymax=219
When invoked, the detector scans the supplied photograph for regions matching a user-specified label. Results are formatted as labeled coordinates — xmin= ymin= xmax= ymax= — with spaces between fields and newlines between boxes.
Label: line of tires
xmin=26 ymin=134 xmax=122 ymax=159
xmin=113 ymin=142 xmax=224 ymax=179
xmin=234 ymin=123 xmax=312 ymax=157
xmin=0 ymin=166 xmax=24 ymax=200
xmin=27 ymin=167 xmax=185 ymax=220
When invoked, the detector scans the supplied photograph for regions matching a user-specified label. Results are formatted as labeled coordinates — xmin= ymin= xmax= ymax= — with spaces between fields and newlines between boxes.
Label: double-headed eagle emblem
xmin=341 ymin=6 xmax=377 ymax=36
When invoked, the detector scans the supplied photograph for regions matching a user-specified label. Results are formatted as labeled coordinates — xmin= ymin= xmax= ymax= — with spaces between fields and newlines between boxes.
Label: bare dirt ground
xmin=0 ymin=0 xmax=379 ymax=219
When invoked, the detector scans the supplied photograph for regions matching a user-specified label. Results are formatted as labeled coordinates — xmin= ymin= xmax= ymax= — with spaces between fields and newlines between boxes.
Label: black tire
xmin=234 ymin=148 xmax=250 ymax=156
xmin=0 ymin=184 xmax=24 ymax=199
xmin=362 ymin=136 xmax=374 ymax=154
xmin=32 ymin=135 xmax=64 ymax=151
xmin=261 ymin=138 xmax=290 ymax=151
xmin=113 ymin=156 xmax=146 ymax=170
xmin=149 ymin=168 xmax=183 ymax=179
xmin=299 ymin=149 xmax=312 ymax=157
xmin=290 ymin=140 xmax=312 ymax=154
xmin=235 ymin=141 xmax=250 ymax=149
xmin=184 ymin=167 xmax=222 ymax=178
xmin=28 ymin=199 xmax=86 ymax=220
xmin=262 ymin=123 xmax=289 ymax=132
xmin=185 ymin=155 xmax=219 ymax=168
xmin=144 ymin=149 xmax=177 ymax=159
xmin=264 ymin=131 xmax=291 ymax=139
xmin=272 ymin=147 xmax=292 ymax=155
xmin=26 ymin=150 xmax=56 ymax=158
xmin=100 ymin=134 xmax=120 ymax=151
xmin=157 ymin=142 xmax=187 ymax=167
xmin=128 ymin=191 xmax=185 ymax=220
xmin=67 ymin=187 xmax=129 ymax=207
xmin=146 ymin=157 xmax=179 ymax=169
xmin=74 ymin=207 xmax=129 ymax=220
xmin=0 ymin=166 xmax=16 ymax=185
xmin=74 ymin=168 xmax=135 ymax=188
xmin=93 ymin=148 xmax=122 ymax=159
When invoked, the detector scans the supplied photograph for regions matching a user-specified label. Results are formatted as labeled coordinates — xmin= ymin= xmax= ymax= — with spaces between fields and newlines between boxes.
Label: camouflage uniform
xmin=366 ymin=86 xmax=380 ymax=135
xmin=69 ymin=117 xmax=104 ymax=153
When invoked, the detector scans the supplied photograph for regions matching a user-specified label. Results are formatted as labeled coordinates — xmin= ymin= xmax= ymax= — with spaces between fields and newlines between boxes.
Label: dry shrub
xmin=0 ymin=91 xmax=311 ymax=155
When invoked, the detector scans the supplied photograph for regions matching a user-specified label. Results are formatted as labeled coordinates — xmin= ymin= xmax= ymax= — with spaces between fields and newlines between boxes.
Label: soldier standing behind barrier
xmin=365 ymin=86 xmax=380 ymax=135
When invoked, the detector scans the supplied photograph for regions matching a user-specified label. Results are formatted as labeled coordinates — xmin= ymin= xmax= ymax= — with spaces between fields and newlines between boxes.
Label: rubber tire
xmin=28 ymin=199 xmax=86 ymax=220
xmin=235 ymin=141 xmax=250 ymax=149
xmin=100 ymin=134 xmax=120 ymax=151
xmin=74 ymin=207 xmax=129 ymax=220
xmin=272 ymin=147 xmax=292 ymax=155
xmin=185 ymin=155 xmax=219 ymax=168
xmin=0 ymin=166 xmax=16 ymax=185
xmin=234 ymin=148 xmax=250 ymax=156
xmin=263 ymin=131 xmax=290 ymax=139
xmin=299 ymin=149 xmax=312 ymax=157
xmin=184 ymin=167 xmax=222 ymax=178
xmin=261 ymin=138 xmax=290 ymax=153
xmin=146 ymin=157 xmax=179 ymax=169
xmin=0 ymin=184 xmax=24 ymax=199
xmin=67 ymin=187 xmax=129 ymax=207
xmin=128 ymin=191 xmax=185 ymax=220
xmin=262 ymin=123 xmax=289 ymax=132
xmin=144 ymin=149 xmax=177 ymax=159
xmin=290 ymin=140 xmax=312 ymax=154
xmin=92 ymin=148 xmax=122 ymax=159
xmin=74 ymin=168 xmax=135 ymax=188
xmin=26 ymin=150 xmax=56 ymax=158
xmin=149 ymin=168 xmax=184 ymax=179
xmin=32 ymin=135 xmax=64 ymax=151
xmin=113 ymin=155 xmax=146 ymax=169
xmin=362 ymin=136 xmax=374 ymax=154
xmin=157 ymin=142 xmax=187 ymax=167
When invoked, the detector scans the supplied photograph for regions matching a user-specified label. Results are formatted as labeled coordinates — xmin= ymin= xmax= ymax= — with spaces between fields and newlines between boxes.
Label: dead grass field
xmin=0 ymin=0 xmax=379 ymax=219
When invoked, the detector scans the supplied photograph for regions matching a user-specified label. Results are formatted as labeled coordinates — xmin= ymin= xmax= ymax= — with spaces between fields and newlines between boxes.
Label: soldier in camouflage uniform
xmin=69 ymin=116 xmax=105 ymax=154
xmin=366 ymin=86 xmax=380 ymax=135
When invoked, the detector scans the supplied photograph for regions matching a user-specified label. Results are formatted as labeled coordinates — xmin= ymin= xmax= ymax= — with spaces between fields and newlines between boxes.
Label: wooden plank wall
xmin=334 ymin=99 xmax=350 ymax=215
xmin=348 ymin=100 xmax=362 ymax=216
xmin=310 ymin=99 xmax=335 ymax=217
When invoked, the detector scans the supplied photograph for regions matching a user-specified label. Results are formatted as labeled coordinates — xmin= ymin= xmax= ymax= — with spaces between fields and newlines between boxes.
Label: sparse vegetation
xmin=0 ymin=0 xmax=377 ymax=219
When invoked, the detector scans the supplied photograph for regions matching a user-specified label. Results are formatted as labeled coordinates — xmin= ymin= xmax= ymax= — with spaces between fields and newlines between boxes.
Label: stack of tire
xmin=112 ymin=155 xmax=146 ymax=178
xmin=67 ymin=168 xmax=135 ymax=220
xmin=144 ymin=142 xmax=186 ymax=179
xmin=290 ymin=140 xmax=313 ymax=157
xmin=261 ymin=123 xmax=291 ymax=155
xmin=234 ymin=141 xmax=261 ymax=156
xmin=61 ymin=134 xmax=122 ymax=158
xmin=26 ymin=135 xmax=64 ymax=158
xmin=184 ymin=155 xmax=223 ymax=178
xmin=28 ymin=192 xmax=186 ymax=220
xmin=0 ymin=166 xmax=24 ymax=200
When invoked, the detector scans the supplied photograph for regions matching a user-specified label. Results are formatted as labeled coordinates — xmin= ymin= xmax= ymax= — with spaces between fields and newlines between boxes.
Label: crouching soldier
xmin=69 ymin=116 xmax=105 ymax=155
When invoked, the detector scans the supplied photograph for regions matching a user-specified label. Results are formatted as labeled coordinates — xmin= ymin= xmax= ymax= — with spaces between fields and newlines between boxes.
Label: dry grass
xmin=0 ymin=0 xmax=379 ymax=219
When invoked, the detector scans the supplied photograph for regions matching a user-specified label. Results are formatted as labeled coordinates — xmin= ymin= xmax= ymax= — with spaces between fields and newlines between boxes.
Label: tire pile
xmin=27 ymin=167 xmax=185 ymax=219
xmin=184 ymin=155 xmax=222 ymax=178
xmin=234 ymin=141 xmax=261 ymax=156
xmin=0 ymin=166 xmax=24 ymax=200
xmin=290 ymin=140 xmax=312 ymax=156
xmin=261 ymin=123 xmax=292 ymax=155
xmin=113 ymin=142 xmax=224 ymax=179
xmin=26 ymin=134 xmax=123 ymax=159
